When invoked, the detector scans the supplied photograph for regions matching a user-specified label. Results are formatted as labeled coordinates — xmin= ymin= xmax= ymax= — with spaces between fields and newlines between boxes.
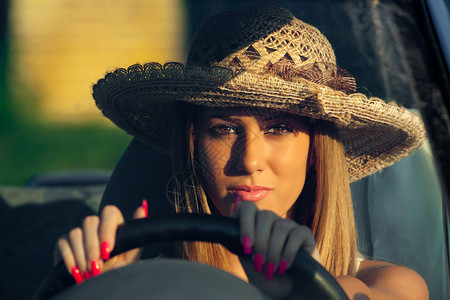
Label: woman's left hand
xmin=233 ymin=201 xmax=321 ymax=280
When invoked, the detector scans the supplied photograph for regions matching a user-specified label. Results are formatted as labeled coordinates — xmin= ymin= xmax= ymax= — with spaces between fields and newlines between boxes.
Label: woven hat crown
xmin=187 ymin=3 xmax=336 ymax=73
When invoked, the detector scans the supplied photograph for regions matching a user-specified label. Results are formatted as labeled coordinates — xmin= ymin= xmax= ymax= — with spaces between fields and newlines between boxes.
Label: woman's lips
xmin=228 ymin=185 xmax=272 ymax=202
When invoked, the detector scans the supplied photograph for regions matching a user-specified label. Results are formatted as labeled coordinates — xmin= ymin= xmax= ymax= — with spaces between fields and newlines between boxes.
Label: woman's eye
xmin=210 ymin=124 xmax=238 ymax=136
xmin=265 ymin=123 xmax=294 ymax=135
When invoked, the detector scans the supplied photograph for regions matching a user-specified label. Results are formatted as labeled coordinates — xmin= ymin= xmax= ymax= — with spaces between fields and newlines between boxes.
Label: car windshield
xmin=0 ymin=1 xmax=449 ymax=299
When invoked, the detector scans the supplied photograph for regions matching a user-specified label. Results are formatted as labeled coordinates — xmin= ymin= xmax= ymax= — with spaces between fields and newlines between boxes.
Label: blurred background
xmin=1 ymin=0 xmax=186 ymax=185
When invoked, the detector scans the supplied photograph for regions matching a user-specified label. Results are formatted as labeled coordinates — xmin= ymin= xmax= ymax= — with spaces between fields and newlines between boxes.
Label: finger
xmin=235 ymin=201 xmax=258 ymax=255
xmin=252 ymin=210 xmax=278 ymax=274
xmin=253 ymin=210 xmax=278 ymax=257
xmin=99 ymin=205 xmax=125 ymax=261
xmin=58 ymin=237 xmax=84 ymax=283
xmin=265 ymin=219 xmax=297 ymax=265
xmin=231 ymin=195 xmax=242 ymax=217
xmin=281 ymin=225 xmax=317 ymax=268
xmin=134 ymin=203 xmax=146 ymax=220
xmin=58 ymin=237 xmax=77 ymax=273
xmin=83 ymin=215 xmax=102 ymax=275
xmin=68 ymin=227 xmax=88 ymax=273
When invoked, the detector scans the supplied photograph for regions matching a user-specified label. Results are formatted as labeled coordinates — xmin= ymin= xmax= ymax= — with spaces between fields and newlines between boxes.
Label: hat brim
xmin=93 ymin=62 xmax=426 ymax=182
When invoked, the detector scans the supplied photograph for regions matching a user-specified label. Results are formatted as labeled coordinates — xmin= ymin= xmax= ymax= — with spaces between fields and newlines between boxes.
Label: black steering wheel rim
xmin=33 ymin=213 xmax=348 ymax=300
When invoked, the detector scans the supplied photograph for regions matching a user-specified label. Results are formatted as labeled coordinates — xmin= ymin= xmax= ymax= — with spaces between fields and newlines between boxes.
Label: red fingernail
xmin=142 ymin=199 xmax=148 ymax=218
xmin=101 ymin=241 xmax=110 ymax=260
xmin=278 ymin=259 xmax=288 ymax=275
xmin=254 ymin=253 xmax=264 ymax=272
xmin=83 ymin=271 xmax=91 ymax=280
xmin=91 ymin=260 xmax=101 ymax=276
xmin=265 ymin=262 xmax=276 ymax=280
xmin=71 ymin=266 xmax=83 ymax=284
xmin=242 ymin=235 xmax=252 ymax=255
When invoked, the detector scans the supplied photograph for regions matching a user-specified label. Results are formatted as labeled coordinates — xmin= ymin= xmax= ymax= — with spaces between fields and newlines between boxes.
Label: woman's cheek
xmin=269 ymin=140 xmax=308 ymax=207
xmin=197 ymin=147 xmax=227 ymax=203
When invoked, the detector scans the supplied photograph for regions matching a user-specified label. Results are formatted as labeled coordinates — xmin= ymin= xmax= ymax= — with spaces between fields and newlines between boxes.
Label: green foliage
xmin=0 ymin=46 xmax=132 ymax=185
xmin=0 ymin=120 xmax=131 ymax=186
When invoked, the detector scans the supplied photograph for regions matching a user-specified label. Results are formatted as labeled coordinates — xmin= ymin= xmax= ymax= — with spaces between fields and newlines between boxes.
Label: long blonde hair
xmin=169 ymin=103 xmax=357 ymax=277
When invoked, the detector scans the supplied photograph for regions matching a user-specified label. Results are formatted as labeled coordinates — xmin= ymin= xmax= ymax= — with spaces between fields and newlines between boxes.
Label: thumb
xmin=134 ymin=199 xmax=148 ymax=219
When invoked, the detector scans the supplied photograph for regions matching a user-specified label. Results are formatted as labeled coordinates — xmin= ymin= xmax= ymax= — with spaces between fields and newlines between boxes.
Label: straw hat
xmin=93 ymin=3 xmax=426 ymax=182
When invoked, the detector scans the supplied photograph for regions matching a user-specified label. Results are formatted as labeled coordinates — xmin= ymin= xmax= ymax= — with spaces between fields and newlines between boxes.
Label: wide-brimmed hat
xmin=93 ymin=3 xmax=426 ymax=182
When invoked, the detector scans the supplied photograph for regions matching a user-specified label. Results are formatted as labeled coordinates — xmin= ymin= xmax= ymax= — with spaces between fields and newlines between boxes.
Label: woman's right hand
xmin=233 ymin=201 xmax=321 ymax=280
xmin=56 ymin=201 xmax=147 ymax=284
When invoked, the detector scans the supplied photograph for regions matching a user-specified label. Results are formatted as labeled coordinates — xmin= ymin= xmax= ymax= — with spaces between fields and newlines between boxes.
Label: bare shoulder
xmin=356 ymin=260 xmax=429 ymax=300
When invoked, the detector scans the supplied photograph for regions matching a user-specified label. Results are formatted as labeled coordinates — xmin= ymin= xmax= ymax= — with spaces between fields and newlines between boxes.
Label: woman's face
xmin=194 ymin=107 xmax=310 ymax=218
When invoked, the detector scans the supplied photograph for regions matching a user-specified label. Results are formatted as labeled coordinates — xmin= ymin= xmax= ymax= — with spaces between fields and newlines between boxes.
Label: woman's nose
xmin=235 ymin=131 xmax=267 ymax=174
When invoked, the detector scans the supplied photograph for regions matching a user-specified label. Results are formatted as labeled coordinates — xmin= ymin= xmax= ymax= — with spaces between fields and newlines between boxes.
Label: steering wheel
xmin=33 ymin=214 xmax=348 ymax=300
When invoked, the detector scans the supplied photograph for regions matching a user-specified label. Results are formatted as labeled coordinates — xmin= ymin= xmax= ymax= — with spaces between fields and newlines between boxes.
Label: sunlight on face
xmin=194 ymin=107 xmax=310 ymax=218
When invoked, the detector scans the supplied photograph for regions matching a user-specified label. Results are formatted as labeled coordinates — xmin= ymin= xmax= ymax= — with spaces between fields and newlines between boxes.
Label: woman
xmin=57 ymin=3 xmax=429 ymax=299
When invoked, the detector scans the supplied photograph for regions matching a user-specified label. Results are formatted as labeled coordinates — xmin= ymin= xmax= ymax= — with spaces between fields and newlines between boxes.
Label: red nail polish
xmin=265 ymin=262 xmax=275 ymax=280
xmin=142 ymin=199 xmax=148 ymax=218
xmin=242 ymin=235 xmax=252 ymax=255
xmin=83 ymin=271 xmax=91 ymax=280
xmin=101 ymin=241 xmax=110 ymax=260
xmin=71 ymin=266 xmax=83 ymax=284
xmin=254 ymin=253 xmax=264 ymax=272
xmin=91 ymin=260 xmax=101 ymax=276
xmin=278 ymin=259 xmax=288 ymax=275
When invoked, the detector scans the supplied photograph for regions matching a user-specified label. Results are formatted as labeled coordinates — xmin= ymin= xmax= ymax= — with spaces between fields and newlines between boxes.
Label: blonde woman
xmin=57 ymin=4 xmax=429 ymax=299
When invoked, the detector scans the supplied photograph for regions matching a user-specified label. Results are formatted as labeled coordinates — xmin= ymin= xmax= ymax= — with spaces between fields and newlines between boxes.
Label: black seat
xmin=100 ymin=138 xmax=174 ymax=220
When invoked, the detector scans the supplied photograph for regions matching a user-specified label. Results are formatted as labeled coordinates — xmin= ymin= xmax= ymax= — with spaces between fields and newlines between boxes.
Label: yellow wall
xmin=9 ymin=0 xmax=185 ymax=123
